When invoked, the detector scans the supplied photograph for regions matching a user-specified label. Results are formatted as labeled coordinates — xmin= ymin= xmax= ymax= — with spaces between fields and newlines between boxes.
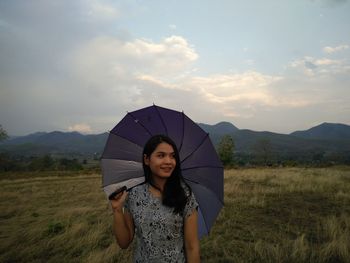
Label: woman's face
xmin=144 ymin=142 xmax=176 ymax=180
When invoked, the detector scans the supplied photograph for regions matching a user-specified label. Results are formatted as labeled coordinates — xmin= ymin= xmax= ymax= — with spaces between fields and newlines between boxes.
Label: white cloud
xmin=137 ymin=75 xmax=179 ymax=90
xmin=133 ymin=70 xmax=315 ymax=123
xmin=87 ymin=1 xmax=119 ymax=19
xmin=314 ymin=58 xmax=341 ymax=66
xmin=187 ymin=71 xmax=282 ymax=104
xmin=323 ymin=44 xmax=349 ymax=54
xmin=68 ymin=123 xmax=93 ymax=133
xmin=72 ymin=35 xmax=198 ymax=82
xmin=289 ymin=56 xmax=349 ymax=76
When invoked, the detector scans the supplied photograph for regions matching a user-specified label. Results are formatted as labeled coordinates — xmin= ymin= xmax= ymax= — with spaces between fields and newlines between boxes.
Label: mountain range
xmin=1 ymin=122 xmax=350 ymax=159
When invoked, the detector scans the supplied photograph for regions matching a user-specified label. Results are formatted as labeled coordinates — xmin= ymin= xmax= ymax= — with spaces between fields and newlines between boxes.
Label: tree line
xmin=0 ymin=126 xmax=84 ymax=172
xmin=1 ymin=125 xmax=349 ymax=171
xmin=0 ymin=154 xmax=85 ymax=172
xmin=217 ymin=135 xmax=350 ymax=167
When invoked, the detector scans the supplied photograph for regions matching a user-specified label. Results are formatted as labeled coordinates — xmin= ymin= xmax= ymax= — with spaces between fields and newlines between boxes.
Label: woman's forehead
xmin=154 ymin=142 xmax=174 ymax=153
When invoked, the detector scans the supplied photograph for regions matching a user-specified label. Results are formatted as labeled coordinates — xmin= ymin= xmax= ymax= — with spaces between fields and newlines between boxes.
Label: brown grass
xmin=1 ymin=167 xmax=350 ymax=262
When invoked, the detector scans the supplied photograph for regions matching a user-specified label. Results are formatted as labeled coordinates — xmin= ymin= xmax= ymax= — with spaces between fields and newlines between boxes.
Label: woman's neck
xmin=151 ymin=176 xmax=167 ymax=192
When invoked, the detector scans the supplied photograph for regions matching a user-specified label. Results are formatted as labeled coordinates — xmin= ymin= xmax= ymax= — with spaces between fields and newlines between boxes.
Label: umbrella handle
xmin=108 ymin=186 xmax=127 ymax=200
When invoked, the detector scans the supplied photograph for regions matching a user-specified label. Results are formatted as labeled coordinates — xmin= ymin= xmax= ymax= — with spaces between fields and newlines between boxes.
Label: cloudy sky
xmin=1 ymin=0 xmax=350 ymax=136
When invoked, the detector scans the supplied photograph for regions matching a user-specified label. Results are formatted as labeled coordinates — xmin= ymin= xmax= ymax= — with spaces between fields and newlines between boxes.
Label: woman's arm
xmin=184 ymin=210 xmax=200 ymax=262
xmin=111 ymin=191 xmax=134 ymax=249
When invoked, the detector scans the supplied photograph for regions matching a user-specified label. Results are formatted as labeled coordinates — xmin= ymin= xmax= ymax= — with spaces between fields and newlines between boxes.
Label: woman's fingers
xmin=110 ymin=190 xmax=128 ymax=211
xmin=116 ymin=190 xmax=127 ymax=202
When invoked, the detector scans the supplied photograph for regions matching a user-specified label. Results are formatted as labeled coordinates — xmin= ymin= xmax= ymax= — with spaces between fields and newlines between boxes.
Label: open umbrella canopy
xmin=101 ymin=105 xmax=224 ymax=237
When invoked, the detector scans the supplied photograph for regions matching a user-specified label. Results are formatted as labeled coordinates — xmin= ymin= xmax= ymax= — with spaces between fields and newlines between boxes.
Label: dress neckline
xmin=146 ymin=183 xmax=162 ymax=200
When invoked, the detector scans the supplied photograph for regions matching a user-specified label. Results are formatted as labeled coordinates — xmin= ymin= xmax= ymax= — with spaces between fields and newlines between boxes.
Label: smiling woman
xmin=143 ymin=141 xmax=176 ymax=182
xmin=110 ymin=135 xmax=200 ymax=263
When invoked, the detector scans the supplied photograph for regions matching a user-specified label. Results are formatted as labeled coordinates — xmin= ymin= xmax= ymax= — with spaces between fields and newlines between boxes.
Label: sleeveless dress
xmin=124 ymin=183 xmax=198 ymax=263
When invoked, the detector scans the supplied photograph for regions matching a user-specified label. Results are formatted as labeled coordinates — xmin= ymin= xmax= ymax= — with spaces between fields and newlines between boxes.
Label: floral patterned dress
xmin=124 ymin=183 xmax=198 ymax=263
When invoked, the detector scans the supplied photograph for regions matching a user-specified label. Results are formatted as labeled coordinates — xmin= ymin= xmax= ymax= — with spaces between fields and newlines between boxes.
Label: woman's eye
xmin=155 ymin=153 xmax=175 ymax=159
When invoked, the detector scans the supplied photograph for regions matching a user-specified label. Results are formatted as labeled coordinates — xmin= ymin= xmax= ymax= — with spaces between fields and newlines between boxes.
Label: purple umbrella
xmin=101 ymin=105 xmax=224 ymax=237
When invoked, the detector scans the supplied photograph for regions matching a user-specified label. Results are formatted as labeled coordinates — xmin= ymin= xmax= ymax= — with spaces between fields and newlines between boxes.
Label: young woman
xmin=110 ymin=135 xmax=200 ymax=262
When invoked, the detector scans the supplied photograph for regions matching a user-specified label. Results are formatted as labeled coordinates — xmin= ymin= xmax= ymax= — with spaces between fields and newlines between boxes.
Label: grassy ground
xmin=0 ymin=167 xmax=349 ymax=262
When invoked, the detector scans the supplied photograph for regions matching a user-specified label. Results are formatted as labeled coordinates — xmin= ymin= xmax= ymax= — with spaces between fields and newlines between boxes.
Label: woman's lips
xmin=161 ymin=167 xmax=173 ymax=172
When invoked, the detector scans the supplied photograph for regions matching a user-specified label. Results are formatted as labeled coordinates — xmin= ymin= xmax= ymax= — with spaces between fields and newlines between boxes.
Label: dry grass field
xmin=0 ymin=167 xmax=350 ymax=262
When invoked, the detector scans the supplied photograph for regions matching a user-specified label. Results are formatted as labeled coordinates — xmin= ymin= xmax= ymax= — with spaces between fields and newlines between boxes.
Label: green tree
xmin=217 ymin=135 xmax=234 ymax=166
xmin=59 ymin=158 xmax=83 ymax=170
xmin=0 ymin=125 xmax=9 ymax=142
xmin=28 ymin=155 xmax=55 ymax=171
xmin=252 ymin=138 xmax=273 ymax=166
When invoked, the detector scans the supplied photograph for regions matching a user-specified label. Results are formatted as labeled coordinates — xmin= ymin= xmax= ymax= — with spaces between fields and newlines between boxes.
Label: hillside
xmin=232 ymin=129 xmax=350 ymax=154
xmin=198 ymin=121 xmax=238 ymax=135
xmin=290 ymin=122 xmax=350 ymax=140
xmin=1 ymin=122 xmax=350 ymax=160
xmin=0 ymin=131 xmax=108 ymax=158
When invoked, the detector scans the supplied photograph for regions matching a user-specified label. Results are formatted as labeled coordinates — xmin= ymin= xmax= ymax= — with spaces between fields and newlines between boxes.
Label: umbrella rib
xmin=128 ymin=112 xmax=153 ymax=136
xmin=154 ymin=104 xmax=168 ymax=136
xmin=106 ymin=132 xmax=145 ymax=149
xmin=197 ymin=200 xmax=211 ymax=236
xmin=184 ymin=177 xmax=199 ymax=184
xmin=181 ymin=133 xmax=209 ymax=164
xmin=184 ymin=178 xmax=223 ymax=235
xmin=184 ymin=178 xmax=224 ymax=206
xmin=178 ymin=111 xmax=185 ymax=152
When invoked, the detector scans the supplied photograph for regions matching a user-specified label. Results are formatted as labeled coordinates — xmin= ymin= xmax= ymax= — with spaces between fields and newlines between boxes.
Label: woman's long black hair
xmin=143 ymin=134 xmax=189 ymax=215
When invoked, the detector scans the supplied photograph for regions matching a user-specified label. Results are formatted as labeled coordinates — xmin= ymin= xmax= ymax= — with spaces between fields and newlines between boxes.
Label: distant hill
xmin=198 ymin=122 xmax=239 ymax=135
xmin=231 ymin=129 xmax=350 ymax=154
xmin=1 ymin=122 xmax=350 ymax=159
xmin=0 ymin=131 xmax=108 ymax=158
xmin=290 ymin=122 xmax=350 ymax=140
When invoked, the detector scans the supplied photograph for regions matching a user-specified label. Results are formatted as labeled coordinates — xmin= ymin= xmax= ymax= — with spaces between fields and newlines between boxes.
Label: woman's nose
xmin=164 ymin=155 xmax=172 ymax=163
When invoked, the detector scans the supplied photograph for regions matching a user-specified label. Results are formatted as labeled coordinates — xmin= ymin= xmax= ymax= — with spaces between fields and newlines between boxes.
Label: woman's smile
xmin=160 ymin=166 xmax=174 ymax=173
xmin=144 ymin=142 xmax=176 ymax=179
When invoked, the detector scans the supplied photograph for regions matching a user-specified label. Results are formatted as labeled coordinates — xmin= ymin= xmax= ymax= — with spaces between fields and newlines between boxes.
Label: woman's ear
xmin=144 ymin=154 xmax=150 ymax=166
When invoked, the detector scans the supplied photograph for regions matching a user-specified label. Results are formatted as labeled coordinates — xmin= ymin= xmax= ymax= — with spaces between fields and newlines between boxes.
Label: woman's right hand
xmin=111 ymin=190 xmax=134 ymax=249
xmin=110 ymin=190 xmax=128 ymax=213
